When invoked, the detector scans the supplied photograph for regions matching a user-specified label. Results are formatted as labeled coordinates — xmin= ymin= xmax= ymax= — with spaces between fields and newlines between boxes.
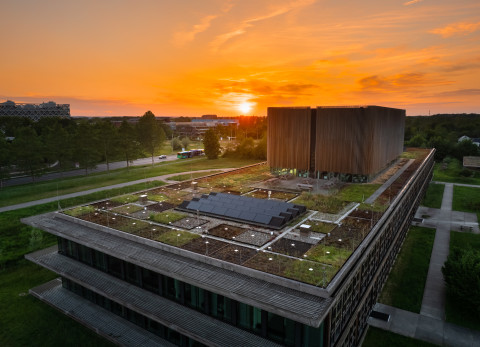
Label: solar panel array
xmin=177 ymin=192 xmax=306 ymax=229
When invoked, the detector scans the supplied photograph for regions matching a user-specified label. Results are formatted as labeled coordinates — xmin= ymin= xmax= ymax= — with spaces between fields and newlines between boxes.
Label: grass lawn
xmin=337 ymin=184 xmax=381 ymax=203
xmin=433 ymin=158 xmax=480 ymax=185
xmin=0 ymin=157 xmax=261 ymax=208
xmin=155 ymin=230 xmax=200 ymax=246
xmin=362 ymin=327 xmax=436 ymax=347
xmin=0 ymin=261 xmax=114 ymax=347
xmin=378 ymin=226 xmax=436 ymax=313
xmin=149 ymin=211 xmax=186 ymax=224
xmin=421 ymin=183 xmax=445 ymax=209
xmin=452 ymin=185 xmax=480 ymax=225
xmin=445 ymin=231 xmax=480 ymax=331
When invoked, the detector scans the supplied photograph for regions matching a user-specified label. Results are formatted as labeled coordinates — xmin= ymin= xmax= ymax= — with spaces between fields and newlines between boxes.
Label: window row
xmin=57 ymin=238 xmax=324 ymax=347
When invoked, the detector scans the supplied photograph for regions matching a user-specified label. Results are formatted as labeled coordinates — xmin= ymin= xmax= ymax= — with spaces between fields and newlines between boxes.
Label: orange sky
xmin=1 ymin=0 xmax=479 ymax=117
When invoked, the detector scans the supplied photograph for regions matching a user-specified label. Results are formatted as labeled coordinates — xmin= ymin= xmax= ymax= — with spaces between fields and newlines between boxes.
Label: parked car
xmin=159 ymin=155 xmax=167 ymax=159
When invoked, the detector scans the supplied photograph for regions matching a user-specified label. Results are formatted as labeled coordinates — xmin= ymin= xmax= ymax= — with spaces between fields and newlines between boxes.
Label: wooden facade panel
xmin=314 ymin=106 xmax=405 ymax=175
xmin=267 ymin=107 xmax=311 ymax=171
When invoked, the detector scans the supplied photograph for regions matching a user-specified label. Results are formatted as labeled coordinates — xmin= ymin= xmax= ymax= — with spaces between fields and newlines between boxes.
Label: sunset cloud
xmin=210 ymin=0 xmax=316 ymax=50
xmin=430 ymin=21 xmax=480 ymax=38
xmin=173 ymin=15 xmax=218 ymax=46
xmin=403 ymin=0 xmax=423 ymax=6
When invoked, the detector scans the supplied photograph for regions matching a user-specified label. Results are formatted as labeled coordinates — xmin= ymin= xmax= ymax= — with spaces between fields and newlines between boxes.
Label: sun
xmin=238 ymin=102 xmax=252 ymax=114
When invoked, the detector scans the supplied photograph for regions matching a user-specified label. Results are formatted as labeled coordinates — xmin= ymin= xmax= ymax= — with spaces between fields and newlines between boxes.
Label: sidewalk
xmin=368 ymin=181 xmax=480 ymax=346
xmin=0 ymin=169 xmax=234 ymax=213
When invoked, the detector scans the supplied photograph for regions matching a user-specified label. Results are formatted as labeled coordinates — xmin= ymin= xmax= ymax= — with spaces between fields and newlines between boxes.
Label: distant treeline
xmin=0 ymin=111 xmax=170 ymax=185
xmin=405 ymin=114 xmax=480 ymax=161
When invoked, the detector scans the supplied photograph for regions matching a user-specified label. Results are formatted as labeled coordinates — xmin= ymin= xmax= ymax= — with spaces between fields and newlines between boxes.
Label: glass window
xmin=107 ymin=255 xmax=124 ymax=279
xmin=78 ymin=244 xmax=92 ymax=265
xmin=185 ymin=283 xmax=206 ymax=312
xmin=165 ymin=277 xmax=181 ymax=303
xmin=237 ymin=303 xmax=262 ymax=333
xmin=302 ymin=322 xmax=323 ymax=347
xmin=267 ymin=313 xmax=296 ymax=346
xmin=92 ymin=249 xmax=107 ymax=272
xmin=142 ymin=268 xmax=159 ymax=294
xmin=126 ymin=262 xmax=141 ymax=286
xmin=210 ymin=293 xmax=232 ymax=323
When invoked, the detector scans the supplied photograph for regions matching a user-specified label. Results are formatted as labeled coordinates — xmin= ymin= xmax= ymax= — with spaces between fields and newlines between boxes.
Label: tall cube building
xmin=268 ymin=106 xmax=405 ymax=182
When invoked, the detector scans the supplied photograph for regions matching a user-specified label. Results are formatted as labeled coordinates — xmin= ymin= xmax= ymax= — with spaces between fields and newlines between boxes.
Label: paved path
xmin=432 ymin=181 xmax=480 ymax=189
xmin=0 ymin=169 xmax=234 ymax=213
xmin=420 ymin=183 xmax=452 ymax=320
xmin=369 ymin=303 xmax=480 ymax=347
xmin=369 ymin=181 xmax=480 ymax=346
xmin=364 ymin=159 xmax=414 ymax=204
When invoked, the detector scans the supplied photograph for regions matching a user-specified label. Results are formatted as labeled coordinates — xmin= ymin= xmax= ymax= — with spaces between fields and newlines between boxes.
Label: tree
xmin=442 ymin=247 xmax=480 ymax=315
xmin=118 ymin=120 xmax=142 ymax=170
xmin=0 ymin=136 xmax=11 ymax=188
xmin=181 ymin=137 xmax=190 ymax=150
xmin=44 ymin=121 xmax=72 ymax=174
xmin=97 ymin=119 xmax=118 ymax=172
xmin=12 ymin=127 xmax=46 ymax=181
xmin=453 ymin=139 xmax=479 ymax=161
xmin=203 ymin=128 xmax=220 ymax=159
xmin=172 ymin=137 xmax=182 ymax=151
xmin=137 ymin=111 xmax=166 ymax=165
xmin=73 ymin=121 xmax=101 ymax=175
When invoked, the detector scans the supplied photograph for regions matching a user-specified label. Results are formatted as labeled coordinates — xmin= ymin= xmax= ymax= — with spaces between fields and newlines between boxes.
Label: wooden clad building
xmin=267 ymin=107 xmax=312 ymax=172
xmin=268 ymin=106 xmax=405 ymax=181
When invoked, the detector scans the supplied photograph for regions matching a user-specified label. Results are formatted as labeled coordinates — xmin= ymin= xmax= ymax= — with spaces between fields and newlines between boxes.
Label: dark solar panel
xmin=176 ymin=192 xmax=306 ymax=229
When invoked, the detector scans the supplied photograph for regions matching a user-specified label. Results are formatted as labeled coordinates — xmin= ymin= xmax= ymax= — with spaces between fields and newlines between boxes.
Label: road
xmin=3 ymin=154 xmax=179 ymax=187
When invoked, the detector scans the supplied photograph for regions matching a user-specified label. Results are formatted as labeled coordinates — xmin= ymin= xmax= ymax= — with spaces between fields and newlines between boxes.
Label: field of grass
xmin=0 ymin=261 xmax=114 ymax=347
xmin=378 ymin=226 xmax=436 ymax=313
xmin=445 ymin=231 xmax=480 ymax=331
xmin=0 ymin=181 xmax=165 ymax=346
xmin=433 ymin=158 xmax=480 ymax=185
xmin=362 ymin=327 xmax=436 ymax=347
xmin=0 ymin=157 xmax=261 ymax=208
xmin=421 ymin=183 xmax=445 ymax=209
xmin=337 ymin=184 xmax=381 ymax=203
xmin=155 ymin=230 xmax=200 ymax=246
xmin=149 ymin=211 xmax=186 ymax=224
xmin=452 ymin=185 xmax=480 ymax=224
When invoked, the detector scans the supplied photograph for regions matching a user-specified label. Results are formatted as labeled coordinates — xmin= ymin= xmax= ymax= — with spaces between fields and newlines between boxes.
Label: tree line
xmin=0 ymin=111 xmax=168 ymax=185
xmin=405 ymin=114 xmax=480 ymax=161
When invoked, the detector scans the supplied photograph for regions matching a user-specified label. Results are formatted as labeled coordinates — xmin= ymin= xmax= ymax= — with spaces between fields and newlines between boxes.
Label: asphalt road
xmin=4 ymin=154 xmax=179 ymax=187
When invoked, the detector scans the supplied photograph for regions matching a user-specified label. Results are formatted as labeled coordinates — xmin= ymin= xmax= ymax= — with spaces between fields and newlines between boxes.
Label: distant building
xmin=458 ymin=135 xmax=480 ymax=147
xmin=172 ymin=118 xmax=239 ymax=138
xmin=268 ymin=106 xmax=405 ymax=182
xmin=0 ymin=100 xmax=70 ymax=121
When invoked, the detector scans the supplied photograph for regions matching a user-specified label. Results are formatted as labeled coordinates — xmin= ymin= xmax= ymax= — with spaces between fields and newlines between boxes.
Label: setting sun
xmin=238 ymin=102 xmax=253 ymax=114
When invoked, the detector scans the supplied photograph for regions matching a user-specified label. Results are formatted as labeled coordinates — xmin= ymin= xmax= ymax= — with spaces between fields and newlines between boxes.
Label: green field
xmin=378 ymin=226 xmax=436 ymax=313
xmin=452 ymin=185 xmax=480 ymax=225
xmin=445 ymin=231 xmax=480 ymax=331
xmin=433 ymin=159 xmax=480 ymax=185
xmin=362 ymin=327 xmax=436 ymax=347
xmin=0 ymin=157 xmax=260 ymax=208
xmin=421 ymin=183 xmax=445 ymax=209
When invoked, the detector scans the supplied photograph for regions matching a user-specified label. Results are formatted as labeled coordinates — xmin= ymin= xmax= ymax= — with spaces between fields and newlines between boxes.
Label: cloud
xmin=430 ymin=21 xmax=480 ymax=38
xmin=434 ymin=89 xmax=480 ymax=97
xmin=210 ymin=0 xmax=316 ymax=50
xmin=403 ymin=0 xmax=423 ymax=6
xmin=173 ymin=15 xmax=218 ymax=46
xmin=358 ymin=73 xmax=426 ymax=91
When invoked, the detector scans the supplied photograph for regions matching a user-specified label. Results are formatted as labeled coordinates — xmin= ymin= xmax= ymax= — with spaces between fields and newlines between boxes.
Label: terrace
xmin=50 ymin=149 xmax=431 ymax=290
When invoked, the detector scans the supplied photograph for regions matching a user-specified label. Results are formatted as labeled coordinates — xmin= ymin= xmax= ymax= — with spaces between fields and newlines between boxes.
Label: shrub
xmin=442 ymin=247 xmax=480 ymax=315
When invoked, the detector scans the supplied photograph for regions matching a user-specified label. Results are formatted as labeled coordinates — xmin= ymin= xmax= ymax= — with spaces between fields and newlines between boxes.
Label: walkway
xmin=364 ymin=159 xmax=414 ymax=204
xmin=0 ymin=169 xmax=234 ymax=213
xmin=368 ymin=181 xmax=480 ymax=346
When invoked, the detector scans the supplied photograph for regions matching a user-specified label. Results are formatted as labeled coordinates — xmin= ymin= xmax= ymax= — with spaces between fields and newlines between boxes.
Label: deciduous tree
xmin=137 ymin=111 xmax=166 ymax=165
xmin=203 ymin=128 xmax=220 ymax=159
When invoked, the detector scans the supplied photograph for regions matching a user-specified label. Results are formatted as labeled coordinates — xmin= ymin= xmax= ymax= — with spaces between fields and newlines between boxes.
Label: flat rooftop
xmin=23 ymin=148 xmax=433 ymax=322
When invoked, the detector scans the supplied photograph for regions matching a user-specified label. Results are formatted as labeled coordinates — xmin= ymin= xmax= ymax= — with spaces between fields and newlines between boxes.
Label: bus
xmin=177 ymin=149 xmax=204 ymax=159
